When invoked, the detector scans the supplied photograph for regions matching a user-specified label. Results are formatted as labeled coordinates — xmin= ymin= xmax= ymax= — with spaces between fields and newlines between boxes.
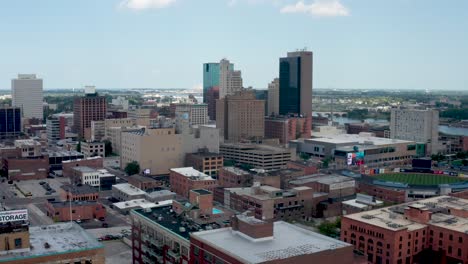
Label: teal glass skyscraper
xmin=203 ymin=62 xmax=233 ymax=120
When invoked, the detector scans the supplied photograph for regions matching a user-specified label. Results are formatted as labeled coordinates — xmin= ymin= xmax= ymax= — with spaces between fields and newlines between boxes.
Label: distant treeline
xmin=440 ymin=108 xmax=468 ymax=120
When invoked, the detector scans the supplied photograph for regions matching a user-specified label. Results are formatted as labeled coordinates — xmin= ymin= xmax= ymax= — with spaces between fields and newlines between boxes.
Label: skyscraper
xmin=0 ymin=107 xmax=21 ymax=139
xmin=279 ymin=51 xmax=313 ymax=116
xmin=219 ymin=59 xmax=243 ymax=99
xmin=11 ymin=74 xmax=44 ymax=120
xmin=267 ymin=78 xmax=280 ymax=116
xmin=216 ymin=90 xmax=265 ymax=142
xmin=390 ymin=108 xmax=439 ymax=155
xmin=73 ymin=86 xmax=107 ymax=140
xmin=203 ymin=62 xmax=233 ymax=120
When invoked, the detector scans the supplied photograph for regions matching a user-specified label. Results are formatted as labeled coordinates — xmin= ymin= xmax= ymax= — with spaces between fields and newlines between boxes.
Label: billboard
xmin=0 ymin=209 xmax=28 ymax=223
xmin=412 ymin=158 xmax=432 ymax=170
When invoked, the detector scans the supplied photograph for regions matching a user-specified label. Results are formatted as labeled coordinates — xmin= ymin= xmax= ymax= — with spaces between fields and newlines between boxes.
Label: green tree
xmin=318 ymin=218 xmax=341 ymax=238
xmin=104 ymin=140 xmax=113 ymax=156
xmin=223 ymin=159 xmax=236 ymax=166
xmin=76 ymin=141 xmax=81 ymax=152
xmin=299 ymin=152 xmax=310 ymax=161
xmin=125 ymin=161 xmax=140 ymax=175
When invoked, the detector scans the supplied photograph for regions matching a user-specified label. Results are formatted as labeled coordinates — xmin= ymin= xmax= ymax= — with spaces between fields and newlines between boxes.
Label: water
xmin=212 ymin=208 xmax=223 ymax=214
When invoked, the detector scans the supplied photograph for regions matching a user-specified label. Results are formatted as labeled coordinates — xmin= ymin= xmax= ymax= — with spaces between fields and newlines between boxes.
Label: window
xmin=458 ymin=248 xmax=462 ymax=257
xmin=448 ymin=246 xmax=452 ymax=254
xmin=449 ymin=234 xmax=453 ymax=241
xmin=14 ymin=238 xmax=22 ymax=248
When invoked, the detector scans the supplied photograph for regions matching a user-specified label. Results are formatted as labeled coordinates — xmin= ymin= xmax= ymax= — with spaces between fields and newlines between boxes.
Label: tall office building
xmin=216 ymin=90 xmax=265 ymax=142
xmin=279 ymin=51 xmax=313 ymax=116
xmin=267 ymin=78 xmax=280 ymax=116
xmin=73 ymin=86 xmax=107 ymax=140
xmin=46 ymin=117 xmax=66 ymax=144
xmin=219 ymin=58 xmax=243 ymax=99
xmin=203 ymin=62 xmax=233 ymax=120
xmin=0 ymin=107 xmax=21 ymax=139
xmin=11 ymin=74 xmax=44 ymax=120
xmin=390 ymin=108 xmax=439 ymax=155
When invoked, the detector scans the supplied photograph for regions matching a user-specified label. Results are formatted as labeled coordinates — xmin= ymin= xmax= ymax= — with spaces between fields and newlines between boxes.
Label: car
xmin=98 ymin=217 xmax=105 ymax=221
xmin=102 ymin=223 xmax=109 ymax=228
xmin=75 ymin=219 xmax=82 ymax=224
xmin=7 ymin=180 xmax=13 ymax=184
xmin=45 ymin=191 xmax=51 ymax=195
xmin=47 ymin=175 xmax=54 ymax=179
xmin=39 ymin=181 xmax=46 ymax=185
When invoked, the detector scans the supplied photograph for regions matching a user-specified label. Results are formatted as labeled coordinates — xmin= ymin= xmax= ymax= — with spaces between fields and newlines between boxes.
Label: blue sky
xmin=0 ymin=0 xmax=467 ymax=90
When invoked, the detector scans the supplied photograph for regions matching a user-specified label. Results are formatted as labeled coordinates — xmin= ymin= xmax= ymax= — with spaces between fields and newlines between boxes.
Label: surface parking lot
xmin=15 ymin=178 xmax=70 ymax=197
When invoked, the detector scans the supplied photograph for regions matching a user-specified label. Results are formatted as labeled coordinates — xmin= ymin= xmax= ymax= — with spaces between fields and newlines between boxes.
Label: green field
xmin=375 ymin=173 xmax=467 ymax=186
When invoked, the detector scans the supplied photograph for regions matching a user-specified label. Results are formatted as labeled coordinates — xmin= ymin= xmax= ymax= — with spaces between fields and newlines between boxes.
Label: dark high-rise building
xmin=73 ymin=86 xmax=107 ymax=140
xmin=279 ymin=51 xmax=313 ymax=117
xmin=0 ymin=107 xmax=21 ymax=139
xmin=203 ymin=62 xmax=233 ymax=120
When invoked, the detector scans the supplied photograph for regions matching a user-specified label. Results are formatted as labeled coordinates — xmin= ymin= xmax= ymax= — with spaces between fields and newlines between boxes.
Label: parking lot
xmin=15 ymin=178 xmax=70 ymax=198
xmin=103 ymin=240 xmax=132 ymax=264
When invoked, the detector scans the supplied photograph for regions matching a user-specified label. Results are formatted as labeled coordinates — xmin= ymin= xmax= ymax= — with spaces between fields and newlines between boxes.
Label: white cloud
xmin=280 ymin=0 xmax=349 ymax=17
xmin=119 ymin=0 xmax=176 ymax=10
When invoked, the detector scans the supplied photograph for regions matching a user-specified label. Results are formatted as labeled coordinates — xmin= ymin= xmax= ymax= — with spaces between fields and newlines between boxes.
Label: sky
xmin=0 ymin=0 xmax=467 ymax=90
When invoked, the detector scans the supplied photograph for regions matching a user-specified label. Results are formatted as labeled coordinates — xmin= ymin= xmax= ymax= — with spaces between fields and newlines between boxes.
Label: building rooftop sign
xmin=0 ymin=209 xmax=28 ymax=223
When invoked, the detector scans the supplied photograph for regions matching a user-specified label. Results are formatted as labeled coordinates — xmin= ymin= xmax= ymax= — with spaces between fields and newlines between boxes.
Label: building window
xmin=448 ymin=246 xmax=452 ymax=254
xmin=14 ymin=238 xmax=22 ymax=248
xmin=449 ymin=234 xmax=453 ymax=241
xmin=458 ymin=248 xmax=462 ymax=257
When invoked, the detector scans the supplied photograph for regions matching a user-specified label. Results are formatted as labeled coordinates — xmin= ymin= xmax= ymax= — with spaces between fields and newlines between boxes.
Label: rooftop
xmin=62 ymin=156 xmax=102 ymax=164
xmin=61 ymin=184 xmax=97 ymax=195
xmin=49 ymin=200 xmax=99 ymax=208
xmin=0 ymin=223 xmax=102 ymax=262
xmin=300 ymin=133 xmax=413 ymax=146
xmin=14 ymin=139 xmax=41 ymax=147
xmin=188 ymin=151 xmax=222 ymax=158
xmin=71 ymin=166 xmax=96 ymax=173
xmin=170 ymin=167 xmax=213 ymax=180
xmin=191 ymin=189 xmax=212 ymax=195
xmin=132 ymin=206 xmax=223 ymax=240
xmin=128 ymin=174 xmax=160 ymax=183
xmin=289 ymin=174 xmax=355 ymax=186
xmin=345 ymin=196 xmax=468 ymax=233
xmin=113 ymin=199 xmax=170 ymax=210
xmin=222 ymin=167 xmax=250 ymax=176
xmin=220 ymin=143 xmax=292 ymax=155
xmin=112 ymin=183 xmax=146 ymax=196
xmin=192 ymin=221 xmax=350 ymax=264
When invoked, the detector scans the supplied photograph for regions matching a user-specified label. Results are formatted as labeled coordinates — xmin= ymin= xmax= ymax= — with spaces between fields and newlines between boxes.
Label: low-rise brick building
xmin=46 ymin=201 xmax=106 ymax=222
xmin=4 ymin=156 xmax=49 ymax=181
xmin=218 ymin=167 xmax=252 ymax=188
xmin=62 ymin=156 xmax=103 ymax=177
xmin=127 ymin=174 xmax=164 ymax=191
xmin=59 ymin=183 xmax=99 ymax=201
xmin=185 ymin=151 xmax=223 ymax=177
xmin=169 ymin=167 xmax=217 ymax=198
xmin=341 ymin=196 xmax=468 ymax=264
xmin=190 ymin=214 xmax=355 ymax=264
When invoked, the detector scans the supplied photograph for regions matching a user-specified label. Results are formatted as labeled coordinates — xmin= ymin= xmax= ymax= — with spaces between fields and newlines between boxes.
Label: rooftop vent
xmin=361 ymin=214 xmax=374 ymax=219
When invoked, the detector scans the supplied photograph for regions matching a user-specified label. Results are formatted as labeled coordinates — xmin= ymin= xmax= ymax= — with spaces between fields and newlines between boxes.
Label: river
xmin=317 ymin=116 xmax=468 ymax=136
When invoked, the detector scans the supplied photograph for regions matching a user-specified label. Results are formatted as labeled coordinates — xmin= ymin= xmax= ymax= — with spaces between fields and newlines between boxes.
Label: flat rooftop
xmin=132 ymin=206 xmax=223 ymax=240
xmin=192 ymin=221 xmax=350 ymax=263
xmin=289 ymin=174 xmax=355 ymax=186
xmin=61 ymin=184 xmax=97 ymax=195
xmin=220 ymin=143 xmax=292 ymax=155
xmin=0 ymin=223 xmax=102 ymax=262
xmin=112 ymin=183 xmax=146 ymax=196
xmin=170 ymin=167 xmax=213 ymax=180
xmin=113 ymin=199 xmax=170 ymax=210
xmin=222 ymin=166 xmax=250 ymax=175
xmin=71 ymin=166 xmax=96 ymax=173
xmin=49 ymin=200 xmax=98 ymax=208
xmin=191 ymin=189 xmax=212 ymax=195
xmin=128 ymin=174 xmax=160 ymax=183
xmin=345 ymin=196 xmax=468 ymax=233
xmin=302 ymin=133 xmax=413 ymax=146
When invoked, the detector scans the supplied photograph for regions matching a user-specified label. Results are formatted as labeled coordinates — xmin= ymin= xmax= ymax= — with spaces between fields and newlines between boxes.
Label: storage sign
xmin=0 ymin=209 xmax=28 ymax=223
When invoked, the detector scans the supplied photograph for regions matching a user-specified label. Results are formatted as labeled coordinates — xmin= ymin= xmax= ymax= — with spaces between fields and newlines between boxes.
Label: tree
xmin=104 ymin=140 xmax=113 ymax=156
xmin=299 ymin=152 xmax=310 ymax=161
xmin=125 ymin=161 xmax=140 ymax=175
xmin=318 ymin=218 xmax=341 ymax=238
xmin=76 ymin=141 xmax=81 ymax=152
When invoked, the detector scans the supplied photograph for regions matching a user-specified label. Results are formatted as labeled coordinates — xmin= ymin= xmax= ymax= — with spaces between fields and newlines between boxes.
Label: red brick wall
xmin=5 ymin=157 xmax=49 ymax=180
xmin=5 ymin=248 xmax=105 ymax=264
xmin=463 ymin=136 xmax=468 ymax=151
xmin=170 ymin=171 xmax=217 ymax=198
xmin=46 ymin=202 xmax=106 ymax=221
xmin=218 ymin=168 xmax=252 ymax=188
xmin=357 ymin=182 xmax=407 ymax=204
xmin=62 ymin=157 xmax=103 ymax=177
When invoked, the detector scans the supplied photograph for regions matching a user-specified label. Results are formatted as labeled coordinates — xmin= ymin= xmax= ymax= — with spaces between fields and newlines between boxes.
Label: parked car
xmin=102 ymin=223 xmax=109 ymax=228
xmin=39 ymin=181 xmax=46 ymax=185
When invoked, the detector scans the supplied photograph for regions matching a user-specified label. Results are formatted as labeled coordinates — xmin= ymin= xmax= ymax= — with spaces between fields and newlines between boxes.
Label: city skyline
xmin=0 ymin=0 xmax=467 ymax=90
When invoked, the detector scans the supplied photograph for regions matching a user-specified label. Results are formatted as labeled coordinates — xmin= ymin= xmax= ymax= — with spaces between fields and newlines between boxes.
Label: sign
xmin=0 ymin=209 xmax=28 ymax=223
